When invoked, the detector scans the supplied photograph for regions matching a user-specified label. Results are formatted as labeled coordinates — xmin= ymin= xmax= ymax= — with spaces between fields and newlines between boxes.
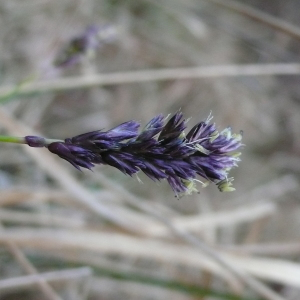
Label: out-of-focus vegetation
xmin=0 ymin=1 xmax=300 ymax=299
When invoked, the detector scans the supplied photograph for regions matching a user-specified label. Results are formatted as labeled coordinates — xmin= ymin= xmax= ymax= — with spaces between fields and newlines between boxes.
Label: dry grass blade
xmin=0 ymin=228 xmax=229 ymax=279
xmin=223 ymin=243 xmax=300 ymax=256
xmin=0 ymin=267 xmax=92 ymax=292
xmin=224 ymin=255 xmax=300 ymax=288
xmin=1 ymin=63 xmax=300 ymax=96
xmin=1 ymin=228 xmax=300 ymax=289
xmin=226 ymin=175 xmax=299 ymax=208
xmin=207 ymin=0 xmax=300 ymax=40
xmin=0 ymin=208 xmax=86 ymax=228
xmin=0 ymin=190 xmax=35 ymax=206
xmin=0 ymin=189 xmax=67 ymax=207
xmin=145 ymin=202 xmax=277 ymax=237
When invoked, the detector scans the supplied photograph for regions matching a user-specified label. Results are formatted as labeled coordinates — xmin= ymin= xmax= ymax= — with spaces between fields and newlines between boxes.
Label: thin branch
xmin=206 ymin=0 xmax=300 ymax=40
xmin=1 ymin=63 xmax=300 ymax=96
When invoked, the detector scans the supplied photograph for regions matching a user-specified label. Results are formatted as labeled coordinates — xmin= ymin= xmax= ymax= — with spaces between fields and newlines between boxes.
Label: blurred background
xmin=0 ymin=0 xmax=300 ymax=299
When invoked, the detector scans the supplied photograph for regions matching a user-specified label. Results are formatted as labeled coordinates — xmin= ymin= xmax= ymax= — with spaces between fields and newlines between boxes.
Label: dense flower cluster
xmin=25 ymin=112 xmax=243 ymax=196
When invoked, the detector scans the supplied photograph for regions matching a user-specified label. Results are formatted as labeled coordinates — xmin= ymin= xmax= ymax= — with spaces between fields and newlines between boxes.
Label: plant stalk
xmin=0 ymin=135 xmax=63 ymax=146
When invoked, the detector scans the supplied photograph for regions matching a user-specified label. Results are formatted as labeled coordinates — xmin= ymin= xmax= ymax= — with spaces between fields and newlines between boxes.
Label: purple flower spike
xmin=42 ymin=112 xmax=243 ymax=196
xmin=54 ymin=24 xmax=119 ymax=68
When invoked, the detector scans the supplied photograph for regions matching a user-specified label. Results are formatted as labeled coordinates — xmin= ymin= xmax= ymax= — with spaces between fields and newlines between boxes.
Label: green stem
xmin=0 ymin=135 xmax=26 ymax=144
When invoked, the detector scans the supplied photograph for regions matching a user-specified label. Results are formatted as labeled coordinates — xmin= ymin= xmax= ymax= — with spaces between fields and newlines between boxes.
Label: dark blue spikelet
xmin=26 ymin=112 xmax=243 ymax=196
